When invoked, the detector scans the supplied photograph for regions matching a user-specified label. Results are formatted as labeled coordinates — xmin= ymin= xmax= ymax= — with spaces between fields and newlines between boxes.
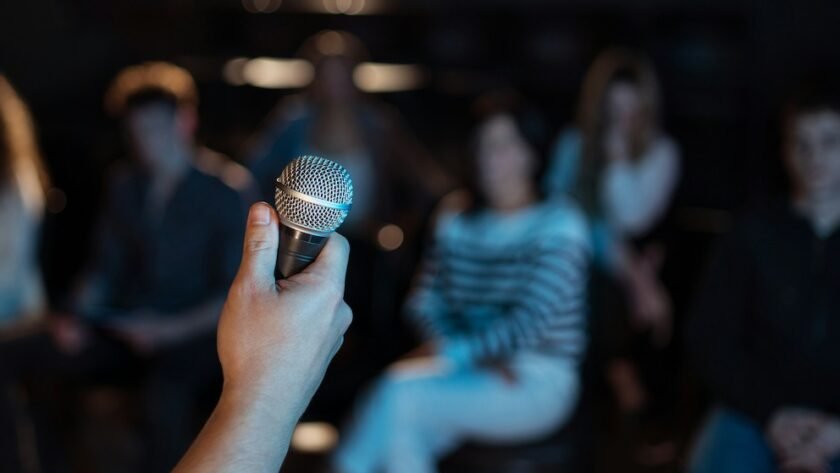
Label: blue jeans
xmin=689 ymin=407 xmax=840 ymax=473
xmin=334 ymin=354 xmax=579 ymax=473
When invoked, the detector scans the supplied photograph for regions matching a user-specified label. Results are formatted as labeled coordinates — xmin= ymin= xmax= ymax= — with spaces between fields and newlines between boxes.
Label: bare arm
xmin=173 ymin=203 xmax=352 ymax=473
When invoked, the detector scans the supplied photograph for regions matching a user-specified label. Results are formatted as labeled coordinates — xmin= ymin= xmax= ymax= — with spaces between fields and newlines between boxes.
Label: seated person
xmin=0 ymin=74 xmax=49 ymax=332
xmin=0 ymin=74 xmax=51 ymax=470
xmin=687 ymin=81 xmax=840 ymax=473
xmin=0 ymin=62 xmax=253 ymax=473
xmin=332 ymin=93 xmax=591 ymax=473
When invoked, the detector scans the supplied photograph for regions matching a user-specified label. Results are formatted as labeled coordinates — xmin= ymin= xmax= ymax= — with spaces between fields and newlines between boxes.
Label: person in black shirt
xmin=687 ymin=83 xmax=840 ymax=473
xmin=0 ymin=62 xmax=253 ymax=472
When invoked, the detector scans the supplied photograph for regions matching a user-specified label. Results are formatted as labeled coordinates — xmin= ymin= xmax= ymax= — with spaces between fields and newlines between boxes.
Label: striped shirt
xmin=406 ymin=198 xmax=591 ymax=365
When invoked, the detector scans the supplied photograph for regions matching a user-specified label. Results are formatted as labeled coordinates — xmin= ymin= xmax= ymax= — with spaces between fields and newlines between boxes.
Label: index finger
xmin=298 ymin=233 xmax=350 ymax=288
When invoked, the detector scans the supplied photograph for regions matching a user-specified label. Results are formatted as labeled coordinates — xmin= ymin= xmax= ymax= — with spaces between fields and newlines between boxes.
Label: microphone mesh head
xmin=274 ymin=156 xmax=353 ymax=235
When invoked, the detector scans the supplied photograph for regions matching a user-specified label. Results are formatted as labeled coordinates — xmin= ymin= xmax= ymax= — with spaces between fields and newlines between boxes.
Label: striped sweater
xmin=406 ymin=198 xmax=591 ymax=365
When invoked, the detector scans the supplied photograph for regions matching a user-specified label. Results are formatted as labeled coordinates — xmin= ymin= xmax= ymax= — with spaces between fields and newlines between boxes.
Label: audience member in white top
xmin=544 ymin=50 xmax=680 ymax=428
xmin=0 ymin=75 xmax=49 ymax=329
xmin=544 ymin=48 xmax=680 ymax=348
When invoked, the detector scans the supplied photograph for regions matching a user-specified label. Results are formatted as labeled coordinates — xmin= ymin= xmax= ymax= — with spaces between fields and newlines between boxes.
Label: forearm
xmin=174 ymin=382 xmax=306 ymax=473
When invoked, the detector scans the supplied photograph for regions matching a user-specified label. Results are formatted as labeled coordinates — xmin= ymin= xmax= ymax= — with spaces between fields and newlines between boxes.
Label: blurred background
xmin=1 ymin=0 xmax=840 ymax=472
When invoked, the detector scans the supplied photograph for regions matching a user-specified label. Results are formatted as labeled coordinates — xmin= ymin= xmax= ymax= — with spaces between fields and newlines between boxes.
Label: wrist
xmin=219 ymin=379 xmax=307 ymax=427
xmin=221 ymin=364 xmax=311 ymax=420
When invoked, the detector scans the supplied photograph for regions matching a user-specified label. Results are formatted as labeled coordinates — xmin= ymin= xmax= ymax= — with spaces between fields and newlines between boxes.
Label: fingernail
xmin=250 ymin=204 xmax=270 ymax=226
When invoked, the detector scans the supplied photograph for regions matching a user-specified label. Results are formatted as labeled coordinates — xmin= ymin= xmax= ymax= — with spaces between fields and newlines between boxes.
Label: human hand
xmin=769 ymin=408 xmax=827 ymax=465
xmin=809 ymin=420 xmax=840 ymax=465
xmin=780 ymin=449 xmax=828 ymax=473
xmin=171 ymin=202 xmax=352 ymax=473
xmin=217 ymin=202 xmax=352 ymax=414
xmin=48 ymin=314 xmax=90 ymax=355
xmin=625 ymin=246 xmax=672 ymax=346
xmin=772 ymin=411 xmax=840 ymax=473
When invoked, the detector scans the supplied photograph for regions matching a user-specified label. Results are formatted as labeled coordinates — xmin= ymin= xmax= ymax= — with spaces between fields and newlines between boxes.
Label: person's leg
xmin=0 ymin=331 xmax=92 ymax=473
xmin=334 ymin=353 xmax=579 ymax=473
xmin=688 ymin=407 xmax=778 ymax=473
xmin=144 ymin=332 xmax=221 ymax=472
xmin=0 ymin=329 xmax=136 ymax=473
xmin=333 ymin=361 xmax=424 ymax=473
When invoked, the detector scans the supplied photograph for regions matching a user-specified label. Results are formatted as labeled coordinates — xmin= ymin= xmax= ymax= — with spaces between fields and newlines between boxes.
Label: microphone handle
xmin=276 ymin=225 xmax=328 ymax=279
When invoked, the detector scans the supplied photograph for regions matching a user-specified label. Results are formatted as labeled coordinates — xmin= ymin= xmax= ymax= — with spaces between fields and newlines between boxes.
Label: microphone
xmin=274 ymin=155 xmax=354 ymax=278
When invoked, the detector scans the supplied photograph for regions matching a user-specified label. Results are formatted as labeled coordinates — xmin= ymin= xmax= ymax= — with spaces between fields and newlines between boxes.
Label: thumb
xmin=235 ymin=203 xmax=280 ymax=288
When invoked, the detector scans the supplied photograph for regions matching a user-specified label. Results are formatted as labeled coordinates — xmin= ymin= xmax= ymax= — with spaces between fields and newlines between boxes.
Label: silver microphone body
xmin=274 ymin=156 xmax=353 ymax=278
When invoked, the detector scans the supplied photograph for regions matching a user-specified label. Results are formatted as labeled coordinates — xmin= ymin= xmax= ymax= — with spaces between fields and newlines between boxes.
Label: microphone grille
xmin=274 ymin=155 xmax=353 ymax=235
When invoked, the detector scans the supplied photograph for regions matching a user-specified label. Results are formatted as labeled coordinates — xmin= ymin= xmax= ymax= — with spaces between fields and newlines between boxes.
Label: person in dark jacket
xmin=687 ymin=82 xmax=840 ymax=473
xmin=0 ymin=62 xmax=254 ymax=473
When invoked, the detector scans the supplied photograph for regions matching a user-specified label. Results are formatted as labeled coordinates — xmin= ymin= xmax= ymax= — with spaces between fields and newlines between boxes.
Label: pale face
xmin=126 ymin=102 xmax=183 ymax=174
xmin=605 ymin=80 xmax=643 ymax=135
xmin=787 ymin=110 xmax=840 ymax=199
xmin=475 ymin=114 xmax=536 ymax=209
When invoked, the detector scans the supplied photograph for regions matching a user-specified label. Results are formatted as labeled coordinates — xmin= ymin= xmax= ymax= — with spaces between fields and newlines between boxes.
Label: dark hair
xmin=122 ymin=88 xmax=180 ymax=114
xmin=104 ymin=62 xmax=198 ymax=117
xmin=464 ymin=89 xmax=549 ymax=210
xmin=783 ymin=76 xmax=840 ymax=122
xmin=779 ymin=74 xmax=840 ymax=197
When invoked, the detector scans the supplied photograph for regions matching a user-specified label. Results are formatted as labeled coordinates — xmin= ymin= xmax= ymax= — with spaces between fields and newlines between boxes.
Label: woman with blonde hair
xmin=544 ymin=49 xmax=681 ymax=438
xmin=0 ymin=75 xmax=49 ymax=329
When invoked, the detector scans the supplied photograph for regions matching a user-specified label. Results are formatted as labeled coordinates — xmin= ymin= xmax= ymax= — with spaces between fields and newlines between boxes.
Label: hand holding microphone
xmin=174 ymin=157 xmax=354 ymax=473
xmin=221 ymin=154 xmax=354 ymax=403
xmin=219 ymin=202 xmax=353 ymax=408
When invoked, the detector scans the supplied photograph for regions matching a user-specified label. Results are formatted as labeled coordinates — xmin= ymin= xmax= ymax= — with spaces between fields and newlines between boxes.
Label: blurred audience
xmin=0 ymin=75 xmax=49 ymax=332
xmin=246 ymin=30 xmax=452 ymax=418
xmin=0 ymin=62 xmax=253 ymax=472
xmin=332 ymin=92 xmax=590 ymax=473
xmin=0 ymin=73 xmax=51 ymax=472
xmin=544 ymin=49 xmax=681 ymax=423
xmin=687 ymin=80 xmax=840 ymax=473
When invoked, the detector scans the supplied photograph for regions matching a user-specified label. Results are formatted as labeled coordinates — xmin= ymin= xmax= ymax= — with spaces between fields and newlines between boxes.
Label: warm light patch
xmin=224 ymin=57 xmax=315 ymax=89
xmin=353 ymin=63 xmax=425 ymax=93
xmin=291 ymin=422 xmax=339 ymax=453
xmin=377 ymin=223 xmax=404 ymax=251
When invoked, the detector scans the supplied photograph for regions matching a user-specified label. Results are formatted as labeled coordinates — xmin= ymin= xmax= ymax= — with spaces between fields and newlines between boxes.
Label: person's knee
xmin=376 ymin=370 xmax=428 ymax=425
xmin=689 ymin=408 xmax=775 ymax=473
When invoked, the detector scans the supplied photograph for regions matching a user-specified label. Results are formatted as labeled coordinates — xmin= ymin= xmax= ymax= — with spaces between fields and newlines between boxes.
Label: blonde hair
xmin=104 ymin=61 xmax=198 ymax=116
xmin=0 ymin=75 xmax=50 ymax=213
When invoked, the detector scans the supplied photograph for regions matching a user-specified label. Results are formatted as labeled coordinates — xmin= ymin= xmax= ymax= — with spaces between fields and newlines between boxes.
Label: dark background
xmin=2 ymin=0 xmax=839 ymax=305
xmin=3 ymin=1 xmax=840 ymax=471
